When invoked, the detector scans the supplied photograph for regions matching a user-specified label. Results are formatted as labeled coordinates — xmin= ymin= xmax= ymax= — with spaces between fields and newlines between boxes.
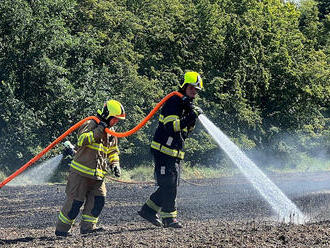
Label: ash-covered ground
xmin=1 ymin=172 xmax=330 ymax=247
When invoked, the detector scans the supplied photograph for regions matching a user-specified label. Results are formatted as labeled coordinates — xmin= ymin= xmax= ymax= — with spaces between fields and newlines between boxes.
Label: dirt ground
xmin=1 ymin=172 xmax=330 ymax=247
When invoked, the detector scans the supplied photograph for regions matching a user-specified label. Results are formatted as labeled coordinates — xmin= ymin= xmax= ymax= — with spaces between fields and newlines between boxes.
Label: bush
xmin=0 ymin=170 xmax=6 ymax=182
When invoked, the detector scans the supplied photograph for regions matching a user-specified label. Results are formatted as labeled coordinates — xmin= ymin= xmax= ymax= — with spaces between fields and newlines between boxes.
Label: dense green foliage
xmin=0 ymin=0 xmax=329 ymax=175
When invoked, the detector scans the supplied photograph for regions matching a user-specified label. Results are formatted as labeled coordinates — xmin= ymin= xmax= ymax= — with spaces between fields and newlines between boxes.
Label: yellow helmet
xmin=179 ymin=71 xmax=203 ymax=90
xmin=97 ymin=100 xmax=126 ymax=120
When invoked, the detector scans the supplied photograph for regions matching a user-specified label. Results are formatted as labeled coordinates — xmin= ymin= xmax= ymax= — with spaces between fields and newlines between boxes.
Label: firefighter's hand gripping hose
xmin=0 ymin=91 xmax=183 ymax=189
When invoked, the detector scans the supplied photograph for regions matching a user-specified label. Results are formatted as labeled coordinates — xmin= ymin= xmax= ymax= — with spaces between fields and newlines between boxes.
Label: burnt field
xmin=1 ymin=172 xmax=330 ymax=247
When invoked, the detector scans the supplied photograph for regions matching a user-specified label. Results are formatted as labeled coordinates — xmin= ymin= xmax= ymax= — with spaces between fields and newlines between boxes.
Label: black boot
xmin=138 ymin=204 xmax=163 ymax=227
xmin=55 ymin=230 xmax=72 ymax=237
xmin=162 ymin=218 xmax=183 ymax=228
xmin=81 ymin=227 xmax=106 ymax=235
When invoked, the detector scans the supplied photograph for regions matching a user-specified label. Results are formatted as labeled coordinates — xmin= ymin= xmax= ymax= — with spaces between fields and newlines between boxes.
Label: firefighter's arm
xmin=108 ymin=137 xmax=121 ymax=177
xmin=161 ymin=96 xmax=184 ymax=135
xmin=77 ymin=120 xmax=105 ymax=147
xmin=163 ymin=96 xmax=203 ymax=133
xmin=180 ymin=106 xmax=203 ymax=130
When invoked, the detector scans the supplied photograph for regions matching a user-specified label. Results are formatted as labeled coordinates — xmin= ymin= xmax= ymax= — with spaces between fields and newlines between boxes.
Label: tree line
xmin=0 ymin=0 xmax=329 ymax=175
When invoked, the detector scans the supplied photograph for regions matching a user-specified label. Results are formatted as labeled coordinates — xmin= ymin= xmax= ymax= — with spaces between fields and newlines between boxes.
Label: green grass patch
xmin=104 ymin=164 xmax=236 ymax=183
xmin=118 ymin=166 xmax=155 ymax=182
xmin=181 ymin=165 xmax=236 ymax=179
xmin=267 ymin=155 xmax=330 ymax=173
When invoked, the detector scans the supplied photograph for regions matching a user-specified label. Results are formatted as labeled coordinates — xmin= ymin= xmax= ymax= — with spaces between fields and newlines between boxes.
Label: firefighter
xmin=138 ymin=71 xmax=204 ymax=228
xmin=55 ymin=100 xmax=125 ymax=237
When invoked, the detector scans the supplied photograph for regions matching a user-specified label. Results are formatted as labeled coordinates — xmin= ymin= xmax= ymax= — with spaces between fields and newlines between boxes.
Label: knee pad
xmin=67 ymin=200 xmax=84 ymax=220
xmin=91 ymin=196 xmax=105 ymax=217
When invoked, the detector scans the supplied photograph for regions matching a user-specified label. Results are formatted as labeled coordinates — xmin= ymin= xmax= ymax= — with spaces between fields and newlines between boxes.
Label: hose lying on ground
xmin=107 ymin=176 xmax=207 ymax=187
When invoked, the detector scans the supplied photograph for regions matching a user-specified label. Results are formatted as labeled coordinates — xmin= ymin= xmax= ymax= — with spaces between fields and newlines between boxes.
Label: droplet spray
xmin=198 ymin=114 xmax=307 ymax=224
xmin=8 ymin=154 xmax=63 ymax=186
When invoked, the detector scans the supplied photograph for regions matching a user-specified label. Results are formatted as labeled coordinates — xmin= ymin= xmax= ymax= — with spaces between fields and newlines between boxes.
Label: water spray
xmin=0 ymin=91 xmax=183 ymax=189
xmin=198 ymin=114 xmax=307 ymax=224
xmin=8 ymin=155 xmax=63 ymax=186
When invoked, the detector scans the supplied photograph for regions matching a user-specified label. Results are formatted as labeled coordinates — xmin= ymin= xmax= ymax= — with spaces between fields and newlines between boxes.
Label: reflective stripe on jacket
xmin=151 ymin=141 xmax=184 ymax=159
xmin=70 ymin=119 xmax=119 ymax=180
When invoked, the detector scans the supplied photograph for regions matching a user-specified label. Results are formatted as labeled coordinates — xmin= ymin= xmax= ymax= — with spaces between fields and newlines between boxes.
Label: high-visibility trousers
xmin=55 ymin=171 xmax=106 ymax=233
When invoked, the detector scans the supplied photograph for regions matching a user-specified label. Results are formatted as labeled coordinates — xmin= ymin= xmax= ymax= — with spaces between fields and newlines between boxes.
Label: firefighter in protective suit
xmin=55 ymin=100 xmax=125 ymax=237
xmin=138 ymin=71 xmax=204 ymax=228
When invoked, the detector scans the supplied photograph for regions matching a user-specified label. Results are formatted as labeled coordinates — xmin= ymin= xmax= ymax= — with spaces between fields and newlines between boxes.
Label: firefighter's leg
xmin=55 ymin=198 xmax=84 ymax=236
xmin=160 ymin=184 xmax=182 ymax=228
xmin=80 ymin=179 xmax=106 ymax=234
xmin=138 ymin=152 xmax=163 ymax=227
xmin=148 ymin=151 xmax=170 ymax=209
xmin=138 ymin=193 xmax=163 ymax=227
xmin=55 ymin=172 xmax=88 ymax=236
xmin=159 ymin=159 xmax=183 ymax=228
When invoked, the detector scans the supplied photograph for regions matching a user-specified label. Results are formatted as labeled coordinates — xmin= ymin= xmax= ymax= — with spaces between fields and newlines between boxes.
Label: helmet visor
xmin=115 ymin=113 xmax=126 ymax=120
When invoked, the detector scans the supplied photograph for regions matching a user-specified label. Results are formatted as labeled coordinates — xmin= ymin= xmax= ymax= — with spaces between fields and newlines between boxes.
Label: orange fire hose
xmin=0 ymin=91 xmax=183 ymax=189
xmin=103 ymin=91 xmax=183 ymax=137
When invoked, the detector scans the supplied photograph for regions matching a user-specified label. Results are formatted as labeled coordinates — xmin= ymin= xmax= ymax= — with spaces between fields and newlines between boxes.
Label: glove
xmin=66 ymin=147 xmax=76 ymax=156
xmin=63 ymin=147 xmax=74 ymax=157
xmin=182 ymin=96 xmax=193 ymax=111
xmin=192 ymin=105 xmax=204 ymax=116
xmin=100 ymin=105 xmax=110 ymax=121
xmin=99 ymin=121 xmax=109 ymax=129
xmin=96 ymin=104 xmax=110 ymax=123
xmin=182 ymin=108 xmax=198 ymax=127
xmin=112 ymin=164 xmax=121 ymax=177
